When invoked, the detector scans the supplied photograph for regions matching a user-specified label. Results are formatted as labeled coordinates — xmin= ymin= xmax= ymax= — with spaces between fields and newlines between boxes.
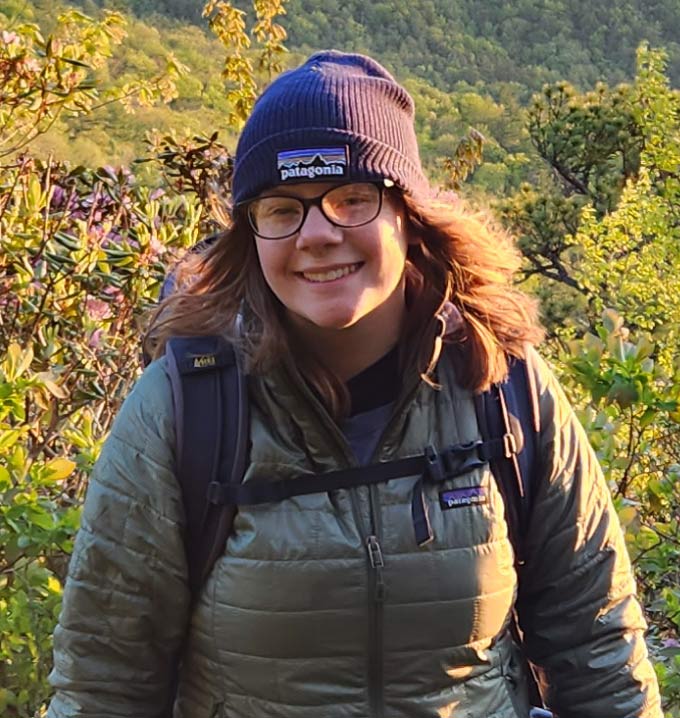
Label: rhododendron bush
xmin=0 ymin=151 xmax=211 ymax=715
xmin=0 ymin=3 xmax=281 ymax=714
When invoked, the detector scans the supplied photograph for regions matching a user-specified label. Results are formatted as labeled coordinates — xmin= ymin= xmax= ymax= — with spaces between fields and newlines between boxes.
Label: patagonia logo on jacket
xmin=439 ymin=486 xmax=487 ymax=510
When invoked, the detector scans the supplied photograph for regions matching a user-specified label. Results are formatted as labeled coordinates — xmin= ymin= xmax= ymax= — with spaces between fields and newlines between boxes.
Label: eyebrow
xmin=258 ymin=189 xmax=328 ymax=200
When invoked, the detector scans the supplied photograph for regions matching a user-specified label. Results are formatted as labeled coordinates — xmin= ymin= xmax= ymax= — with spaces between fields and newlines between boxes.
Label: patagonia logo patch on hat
xmin=439 ymin=486 xmax=488 ymax=510
xmin=277 ymin=146 xmax=348 ymax=182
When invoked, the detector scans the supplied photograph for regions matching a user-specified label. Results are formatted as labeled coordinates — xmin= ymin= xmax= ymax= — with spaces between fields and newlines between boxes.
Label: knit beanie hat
xmin=231 ymin=50 xmax=429 ymax=205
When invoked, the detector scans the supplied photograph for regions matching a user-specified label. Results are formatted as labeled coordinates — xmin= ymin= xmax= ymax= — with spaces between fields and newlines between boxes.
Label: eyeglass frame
xmin=236 ymin=179 xmax=395 ymax=240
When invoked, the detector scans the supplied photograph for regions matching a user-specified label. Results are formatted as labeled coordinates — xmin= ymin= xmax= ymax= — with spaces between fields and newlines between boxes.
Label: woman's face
xmin=252 ymin=181 xmax=411 ymax=341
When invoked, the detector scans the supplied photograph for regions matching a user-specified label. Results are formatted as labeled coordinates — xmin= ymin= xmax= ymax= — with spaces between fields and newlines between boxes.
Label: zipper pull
xmin=366 ymin=535 xmax=385 ymax=602
xmin=366 ymin=535 xmax=384 ymax=568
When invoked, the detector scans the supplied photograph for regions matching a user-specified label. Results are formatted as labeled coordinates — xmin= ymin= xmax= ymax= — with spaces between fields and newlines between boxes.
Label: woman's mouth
xmin=299 ymin=262 xmax=362 ymax=283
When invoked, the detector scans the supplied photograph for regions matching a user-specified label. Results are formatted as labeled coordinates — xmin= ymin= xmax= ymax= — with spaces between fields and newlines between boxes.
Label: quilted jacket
xmin=47 ymin=345 xmax=662 ymax=718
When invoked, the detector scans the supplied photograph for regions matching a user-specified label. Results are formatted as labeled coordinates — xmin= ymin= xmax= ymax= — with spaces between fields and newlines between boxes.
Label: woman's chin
xmin=288 ymin=308 xmax=363 ymax=334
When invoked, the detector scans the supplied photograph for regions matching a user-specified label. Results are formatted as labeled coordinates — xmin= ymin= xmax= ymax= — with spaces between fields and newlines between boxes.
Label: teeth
xmin=302 ymin=263 xmax=360 ymax=283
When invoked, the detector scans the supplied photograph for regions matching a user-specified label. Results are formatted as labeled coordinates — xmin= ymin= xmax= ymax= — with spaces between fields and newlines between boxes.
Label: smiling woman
xmin=250 ymin=179 xmax=411 ymax=377
xmin=47 ymin=51 xmax=662 ymax=718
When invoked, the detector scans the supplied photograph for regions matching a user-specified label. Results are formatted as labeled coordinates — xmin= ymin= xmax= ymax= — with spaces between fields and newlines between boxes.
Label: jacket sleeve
xmin=517 ymin=348 xmax=662 ymax=718
xmin=48 ymin=358 xmax=190 ymax=718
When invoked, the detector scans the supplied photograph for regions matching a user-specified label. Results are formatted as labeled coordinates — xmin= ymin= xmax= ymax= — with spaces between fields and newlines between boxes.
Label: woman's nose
xmin=295 ymin=205 xmax=343 ymax=250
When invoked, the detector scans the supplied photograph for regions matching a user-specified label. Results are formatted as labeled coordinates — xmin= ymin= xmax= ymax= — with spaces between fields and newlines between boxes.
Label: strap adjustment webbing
xmin=205 ymin=437 xmax=519 ymax=547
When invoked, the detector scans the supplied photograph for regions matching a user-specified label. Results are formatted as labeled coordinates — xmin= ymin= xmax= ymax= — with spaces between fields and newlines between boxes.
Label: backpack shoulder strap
xmin=474 ymin=355 xmax=540 ymax=565
xmin=165 ymin=334 xmax=249 ymax=597
xmin=476 ymin=354 xmax=549 ymax=713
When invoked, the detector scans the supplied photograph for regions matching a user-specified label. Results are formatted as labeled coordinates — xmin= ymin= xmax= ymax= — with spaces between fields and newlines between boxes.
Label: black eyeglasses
xmin=239 ymin=180 xmax=393 ymax=240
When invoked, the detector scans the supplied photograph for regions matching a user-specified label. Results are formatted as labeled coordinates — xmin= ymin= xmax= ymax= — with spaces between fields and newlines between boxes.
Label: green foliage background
xmin=1 ymin=1 xmax=679 ymax=716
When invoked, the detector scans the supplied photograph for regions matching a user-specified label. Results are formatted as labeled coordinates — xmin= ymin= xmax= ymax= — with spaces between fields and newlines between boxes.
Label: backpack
xmin=163 ymin=334 xmax=550 ymax=715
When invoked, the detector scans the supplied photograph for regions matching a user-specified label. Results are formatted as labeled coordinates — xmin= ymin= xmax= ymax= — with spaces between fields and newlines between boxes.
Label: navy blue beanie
xmin=232 ymin=50 xmax=429 ymax=205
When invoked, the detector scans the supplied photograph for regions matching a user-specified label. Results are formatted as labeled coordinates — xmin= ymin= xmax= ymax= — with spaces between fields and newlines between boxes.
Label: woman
xmin=48 ymin=51 xmax=662 ymax=718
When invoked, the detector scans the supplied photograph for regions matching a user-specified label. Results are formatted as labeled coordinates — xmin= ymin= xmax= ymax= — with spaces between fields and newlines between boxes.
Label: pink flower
xmin=22 ymin=58 xmax=41 ymax=73
xmin=85 ymin=296 xmax=112 ymax=321
xmin=148 ymin=237 xmax=166 ymax=261
xmin=102 ymin=286 xmax=123 ymax=301
xmin=88 ymin=328 xmax=104 ymax=349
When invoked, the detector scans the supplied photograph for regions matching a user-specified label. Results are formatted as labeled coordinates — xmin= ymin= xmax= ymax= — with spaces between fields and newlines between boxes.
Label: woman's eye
xmin=262 ymin=203 xmax=299 ymax=217
xmin=338 ymin=193 xmax=371 ymax=207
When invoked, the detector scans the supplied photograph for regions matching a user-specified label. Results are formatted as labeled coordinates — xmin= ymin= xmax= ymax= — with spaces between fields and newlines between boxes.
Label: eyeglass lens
xmin=248 ymin=183 xmax=382 ymax=239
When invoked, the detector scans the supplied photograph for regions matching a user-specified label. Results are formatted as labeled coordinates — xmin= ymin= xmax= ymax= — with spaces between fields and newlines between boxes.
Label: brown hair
xmin=143 ymin=192 xmax=543 ymax=417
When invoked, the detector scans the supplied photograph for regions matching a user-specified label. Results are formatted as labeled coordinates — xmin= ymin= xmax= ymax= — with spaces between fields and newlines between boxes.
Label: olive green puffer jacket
xmin=47 ymin=346 xmax=662 ymax=718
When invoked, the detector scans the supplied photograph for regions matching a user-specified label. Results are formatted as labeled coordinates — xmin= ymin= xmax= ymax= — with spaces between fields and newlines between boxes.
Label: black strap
xmin=477 ymin=356 xmax=545 ymax=711
xmin=475 ymin=357 xmax=540 ymax=566
xmin=166 ymin=339 xmax=538 ymax=589
xmin=203 ymin=436 xmax=514 ymax=550
xmin=166 ymin=335 xmax=249 ymax=596
xmin=205 ymin=438 xmax=511 ymax=506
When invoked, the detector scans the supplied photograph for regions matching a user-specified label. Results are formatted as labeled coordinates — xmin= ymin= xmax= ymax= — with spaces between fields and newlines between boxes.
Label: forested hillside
xmin=43 ymin=0 xmax=677 ymax=196
xmin=99 ymin=0 xmax=680 ymax=91
xmin=7 ymin=0 xmax=679 ymax=194
xmin=0 ymin=0 xmax=527 ymax=190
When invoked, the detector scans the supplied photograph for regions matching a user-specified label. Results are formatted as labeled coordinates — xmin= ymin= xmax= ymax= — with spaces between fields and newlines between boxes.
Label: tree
xmin=527 ymin=48 xmax=680 ymax=713
xmin=501 ymin=45 xmax=680 ymax=336
xmin=0 ymin=8 xmax=187 ymax=158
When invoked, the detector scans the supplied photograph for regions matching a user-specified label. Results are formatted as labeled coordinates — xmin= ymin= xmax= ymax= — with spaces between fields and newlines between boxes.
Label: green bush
xmin=0 ymin=152 xmax=207 ymax=715
xmin=557 ymin=310 xmax=680 ymax=715
xmin=0 ymin=4 xmax=285 ymax=712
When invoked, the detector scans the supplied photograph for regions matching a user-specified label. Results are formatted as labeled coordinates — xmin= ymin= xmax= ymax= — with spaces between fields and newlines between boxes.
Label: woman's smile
xmin=297 ymin=262 xmax=364 ymax=283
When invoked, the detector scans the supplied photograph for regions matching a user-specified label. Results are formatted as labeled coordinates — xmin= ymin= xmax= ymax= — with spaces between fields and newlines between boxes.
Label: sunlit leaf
xmin=3 ymin=343 xmax=34 ymax=381
xmin=35 ymin=372 xmax=68 ymax=399
xmin=44 ymin=458 xmax=76 ymax=482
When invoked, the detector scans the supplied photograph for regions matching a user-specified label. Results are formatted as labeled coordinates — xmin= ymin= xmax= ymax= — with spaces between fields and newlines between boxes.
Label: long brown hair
xmin=401 ymin=193 xmax=543 ymax=390
xmin=143 ymin=191 xmax=543 ymax=416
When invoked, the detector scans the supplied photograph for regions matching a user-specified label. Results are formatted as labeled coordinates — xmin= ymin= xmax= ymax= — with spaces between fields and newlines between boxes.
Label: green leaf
xmin=17 ymin=535 xmax=33 ymax=549
xmin=35 ymin=372 xmax=68 ymax=399
xmin=618 ymin=505 xmax=638 ymax=527
xmin=602 ymin=308 xmax=624 ymax=335
xmin=2 ymin=343 xmax=34 ymax=381
xmin=44 ymin=458 xmax=76 ymax=482
xmin=60 ymin=57 xmax=91 ymax=69
xmin=639 ymin=408 xmax=658 ymax=429
xmin=0 ymin=429 xmax=21 ymax=452
xmin=634 ymin=335 xmax=655 ymax=360
xmin=27 ymin=509 xmax=54 ymax=531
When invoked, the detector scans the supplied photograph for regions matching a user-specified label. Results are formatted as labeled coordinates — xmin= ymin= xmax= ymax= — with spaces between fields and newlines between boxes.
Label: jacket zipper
xmin=282 ymin=359 xmax=426 ymax=718
xmin=366 ymin=483 xmax=385 ymax=718
xmin=366 ymin=533 xmax=385 ymax=717
xmin=361 ymin=374 xmax=423 ymax=718
xmin=281 ymin=360 xmax=382 ymax=715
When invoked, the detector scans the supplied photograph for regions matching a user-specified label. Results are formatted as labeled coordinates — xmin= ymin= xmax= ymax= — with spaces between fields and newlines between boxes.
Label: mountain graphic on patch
xmin=439 ymin=486 xmax=488 ymax=510
xmin=277 ymin=147 xmax=348 ymax=181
